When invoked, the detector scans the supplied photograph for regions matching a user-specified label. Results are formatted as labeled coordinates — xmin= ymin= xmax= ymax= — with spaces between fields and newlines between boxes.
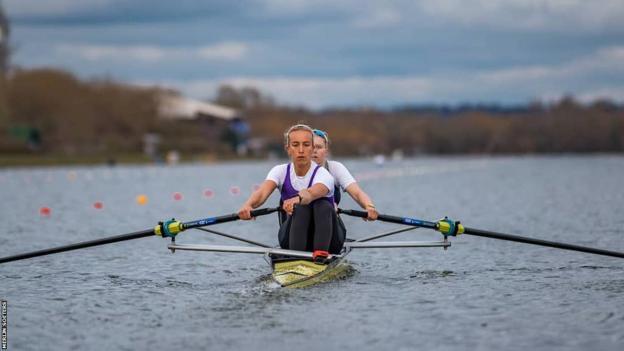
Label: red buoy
xmin=40 ymin=207 xmax=51 ymax=216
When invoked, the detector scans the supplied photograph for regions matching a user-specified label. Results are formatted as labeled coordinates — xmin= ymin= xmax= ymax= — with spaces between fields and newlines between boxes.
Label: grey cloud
xmin=5 ymin=0 xmax=624 ymax=107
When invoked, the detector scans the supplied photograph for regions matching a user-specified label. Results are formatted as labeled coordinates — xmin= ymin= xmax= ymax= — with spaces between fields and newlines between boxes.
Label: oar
xmin=339 ymin=209 xmax=624 ymax=259
xmin=0 ymin=207 xmax=278 ymax=264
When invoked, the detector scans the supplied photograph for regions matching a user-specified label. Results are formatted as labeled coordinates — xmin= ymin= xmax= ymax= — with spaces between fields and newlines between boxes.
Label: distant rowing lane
xmin=354 ymin=161 xmax=490 ymax=182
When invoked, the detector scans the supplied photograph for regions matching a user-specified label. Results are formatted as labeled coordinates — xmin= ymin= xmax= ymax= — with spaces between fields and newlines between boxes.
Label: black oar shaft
xmin=339 ymin=208 xmax=624 ymax=259
xmin=0 ymin=207 xmax=279 ymax=265
xmin=464 ymin=227 xmax=624 ymax=259
xmin=0 ymin=229 xmax=154 ymax=264
xmin=181 ymin=207 xmax=277 ymax=230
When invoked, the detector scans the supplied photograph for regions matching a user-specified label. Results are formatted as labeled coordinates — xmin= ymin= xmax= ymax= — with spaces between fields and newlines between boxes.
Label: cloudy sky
xmin=3 ymin=0 xmax=624 ymax=108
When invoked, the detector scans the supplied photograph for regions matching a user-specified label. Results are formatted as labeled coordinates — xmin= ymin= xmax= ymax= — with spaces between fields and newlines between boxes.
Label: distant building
xmin=158 ymin=93 xmax=240 ymax=122
xmin=157 ymin=93 xmax=250 ymax=155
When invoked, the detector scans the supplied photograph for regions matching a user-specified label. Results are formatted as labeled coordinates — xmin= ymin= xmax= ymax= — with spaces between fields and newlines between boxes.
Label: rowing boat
xmin=168 ymin=233 xmax=450 ymax=288
xmin=268 ymin=247 xmax=352 ymax=288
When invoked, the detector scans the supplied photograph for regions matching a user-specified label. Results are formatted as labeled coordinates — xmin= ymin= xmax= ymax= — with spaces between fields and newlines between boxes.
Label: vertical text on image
xmin=1 ymin=300 xmax=6 ymax=350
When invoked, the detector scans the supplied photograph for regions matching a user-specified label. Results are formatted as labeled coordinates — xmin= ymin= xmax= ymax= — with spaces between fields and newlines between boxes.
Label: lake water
xmin=1 ymin=156 xmax=623 ymax=350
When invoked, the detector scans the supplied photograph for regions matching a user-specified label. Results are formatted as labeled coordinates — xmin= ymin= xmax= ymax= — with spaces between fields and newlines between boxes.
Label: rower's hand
xmin=365 ymin=206 xmax=378 ymax=221
xmin=238 ymin=205 xmax=254 ymax=220
xmin=282 ymin=196 xmax=301 ymax=216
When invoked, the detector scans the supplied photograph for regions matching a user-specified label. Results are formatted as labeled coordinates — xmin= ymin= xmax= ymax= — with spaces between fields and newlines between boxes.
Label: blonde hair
xmin=283 ymin=124 xmax=314 ymax=146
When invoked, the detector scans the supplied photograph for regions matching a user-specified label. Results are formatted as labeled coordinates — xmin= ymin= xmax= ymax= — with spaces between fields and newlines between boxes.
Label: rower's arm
xmin=243 ymin=180 xmax=277 ymax=208
xmin=345 ymin=183 xmax=378 ymax=220
xmin=345 ymin=183 xmax=373 ymax=208
xmin=299 ymin=183 xmax=329 ymax=205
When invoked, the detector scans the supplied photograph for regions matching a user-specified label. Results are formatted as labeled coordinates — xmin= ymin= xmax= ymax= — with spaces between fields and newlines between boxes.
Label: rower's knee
xmin=292 ymin=204 xmax=311 ymax=218
xmin=312 ymin=199 xmax=333 ymax=215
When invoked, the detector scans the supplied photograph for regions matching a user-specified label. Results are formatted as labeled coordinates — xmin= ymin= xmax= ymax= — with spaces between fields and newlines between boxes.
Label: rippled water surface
xmin=1 ymin=156 xmax=623 ymax=350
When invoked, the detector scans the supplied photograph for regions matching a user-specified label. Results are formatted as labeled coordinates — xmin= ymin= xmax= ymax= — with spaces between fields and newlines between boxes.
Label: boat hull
xmin=269 ymin=249 xmax=351 ymax=288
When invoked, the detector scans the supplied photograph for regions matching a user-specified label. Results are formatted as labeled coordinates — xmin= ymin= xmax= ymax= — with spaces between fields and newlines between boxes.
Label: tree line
xmin=0 ymin=67 xmax=622 ymax=160
xmin=221 ymin=86 xmax=624 ymax=156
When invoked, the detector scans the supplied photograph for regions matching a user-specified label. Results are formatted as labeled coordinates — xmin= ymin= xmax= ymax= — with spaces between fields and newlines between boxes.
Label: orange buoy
xmin=136 ymin=194 xmax=148 ymax=205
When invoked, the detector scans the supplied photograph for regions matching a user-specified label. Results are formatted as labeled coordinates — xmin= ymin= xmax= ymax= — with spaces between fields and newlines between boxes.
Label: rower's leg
xmin=312 ymin=200 xmax=333 ymax=252
xmin=289 ymin=205 xmax=312 ymax=251
xmin=329 ymin=213 xmax=346 ymax=254
xmin=277 ymin=215 xmax=292 ymax=249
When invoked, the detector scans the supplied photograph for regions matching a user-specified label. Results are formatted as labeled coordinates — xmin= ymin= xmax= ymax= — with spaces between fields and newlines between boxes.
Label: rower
xmin=238 ymin=124 xmax=338 ymax=261
xmin=312 ymin=128 xmax=379 ymax=253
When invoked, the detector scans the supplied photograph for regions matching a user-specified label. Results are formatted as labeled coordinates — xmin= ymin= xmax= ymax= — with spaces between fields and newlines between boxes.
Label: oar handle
xmin=251 ymin=207 xmax=279 ymax=217
xmin=338 ymin=209 xmax=439 ymax=230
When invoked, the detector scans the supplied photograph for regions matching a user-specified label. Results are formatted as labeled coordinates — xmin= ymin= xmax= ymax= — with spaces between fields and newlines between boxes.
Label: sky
xmin=3 ymin=0 xmax=624 ymax=108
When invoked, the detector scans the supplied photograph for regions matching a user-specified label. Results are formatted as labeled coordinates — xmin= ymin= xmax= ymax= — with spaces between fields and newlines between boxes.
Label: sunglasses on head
xmin=313 ymin=129 xmax=328 ymax=141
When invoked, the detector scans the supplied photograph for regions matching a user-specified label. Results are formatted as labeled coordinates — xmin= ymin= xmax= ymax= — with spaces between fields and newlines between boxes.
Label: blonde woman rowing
xmin=238 ymin=124 xmax=341 ymax=261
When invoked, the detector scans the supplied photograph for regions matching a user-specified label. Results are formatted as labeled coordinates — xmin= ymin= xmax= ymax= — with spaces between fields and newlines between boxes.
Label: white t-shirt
xmin=266 ymin=162 xmax=335 ymax=198
xmin=326 ymin=160 xmax=356 ymax=191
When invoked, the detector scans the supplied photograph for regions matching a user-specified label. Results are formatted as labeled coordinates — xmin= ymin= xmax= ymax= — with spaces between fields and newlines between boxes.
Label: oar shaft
xmin=340 ymin=208 xmax=624 ymax=259
xmin=0 ymin=229 xmax=154 ymax=264
xmin=0 ymin=207 xmax=279 ymax=265
xmin=464 ymin=227 xmax=624 ymax=259
xmin=182 ymin=207 xmax=278 ymax=230
xmin=339 ymin=209 xmax=438 ymax=230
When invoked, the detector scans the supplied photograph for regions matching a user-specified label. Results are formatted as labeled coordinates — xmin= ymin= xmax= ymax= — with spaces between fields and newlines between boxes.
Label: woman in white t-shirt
xmin=238 ymin=124 xmax=340 ymax=261
xmin=312 ymin=129 xmax=379 ymax=221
